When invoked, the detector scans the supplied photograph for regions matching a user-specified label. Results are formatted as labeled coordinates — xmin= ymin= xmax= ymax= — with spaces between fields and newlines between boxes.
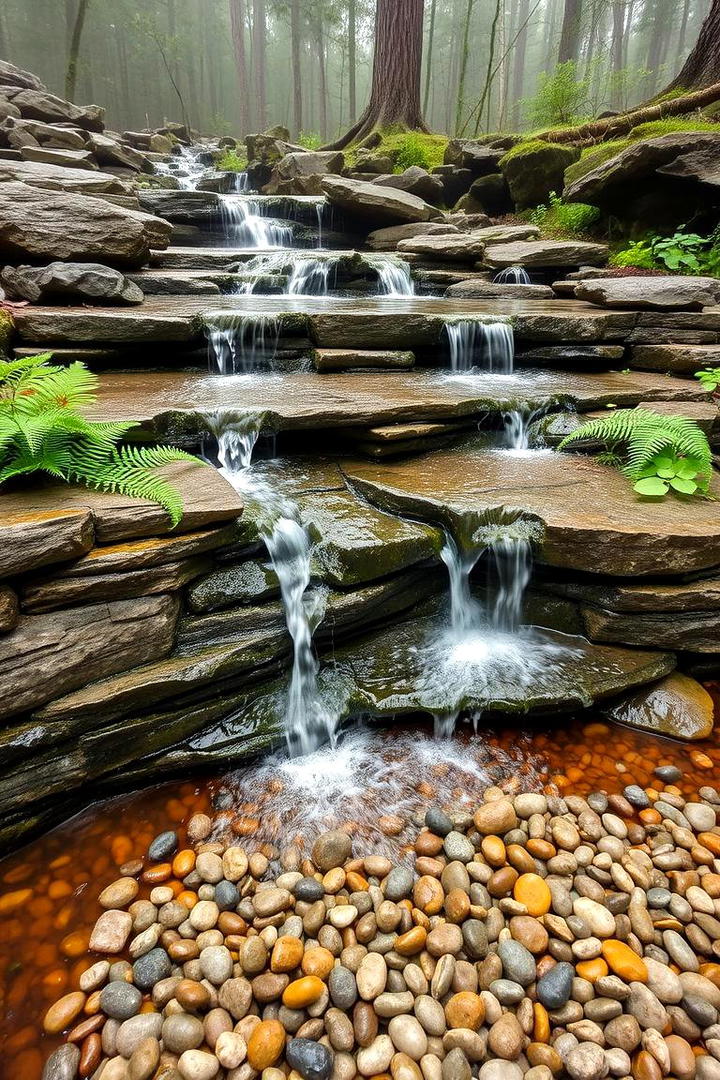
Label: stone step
xmin=342 ymin=443 xmax=720 ymax=578
xmin=85 ymin=368 xmax=709 ymax=441
xmin=14 ymin=295 xmax=720 ymax=351
xmin=631 ymin=343 xmax=720 ymax=375
xmin=150 ymin=246 xmax=358 ymax=270
xmin=311 ymin=348 xmax=415 ymax=372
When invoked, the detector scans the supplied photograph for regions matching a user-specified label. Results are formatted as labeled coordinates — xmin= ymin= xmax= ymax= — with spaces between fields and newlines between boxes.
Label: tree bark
xmin=667 ymin=0 xmax=720 ymax=90
xmin=455 ymin=0 xmax=475 ymax=133
xmin=510 ymin=0 xmax=530 ymax=127
xmin=677 ymin=0 xmax=691 ymax=56
xmin=423 ymin=0 xmax=437 ymax=115
xmin=348 ymin=0 xmax=357 ymax=122
xmin=65 ymin=0 xmax=91 ymax=101
xmin=558 ymin=0 xmax=583 ymax=63
xmin=230 ymin=0 xmax=251 ymax=134
xmin=252 ymin=0 xmax=267 ymax=130
xmin=324 ymin=0 xmax=428 ymax=149
xmin=290 ymin=0 xmax=303 ymax=136
xmin=314 ymin=15 xmax=328 ymax=140
xmin=610 ymin=1 xmax=625 ymax=73
xmin=536 ymin=79 xmax=720 ymax=143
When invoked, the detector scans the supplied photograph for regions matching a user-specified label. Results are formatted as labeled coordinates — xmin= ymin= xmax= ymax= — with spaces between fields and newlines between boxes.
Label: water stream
xmin=219 ymin=195 xmax=294 ymax=248
xmin=493 ymin=266 xmax=532 ymax=284
xmin=207 ymin=313 xmax=281 ymax=372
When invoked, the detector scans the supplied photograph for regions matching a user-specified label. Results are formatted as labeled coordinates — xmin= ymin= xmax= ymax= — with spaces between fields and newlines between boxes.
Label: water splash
xmin=367 ymin=254 xmax=416 ymax=297
xmin=154 ymin=145 xmax=208 ymax=190
xmin=219 ymin=195 xmax=293 ymax=247
xmin=444 ymin=320 xmax=514 ymax=374
xmin=493 ymin=266 xmax=531 ymax=284
xmin=210 ymin=414 xmax=334 ymax=757
xmin=207 ymin=314 xmax=281 ymax=373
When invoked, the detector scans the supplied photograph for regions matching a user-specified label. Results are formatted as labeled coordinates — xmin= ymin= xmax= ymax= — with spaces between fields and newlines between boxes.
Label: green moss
xmin=628 ymin=117 xmax=719 ymax=139
xmin=0 ymin=311 xmax=12 ymax=361
xmin=564 ymin=139 xmax=633 ymax=185
xmin=346 ymin=129 xmax=448 ymax=172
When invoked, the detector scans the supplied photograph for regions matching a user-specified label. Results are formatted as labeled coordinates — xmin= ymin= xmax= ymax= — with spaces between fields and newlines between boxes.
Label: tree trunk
xmin=315 ymin=16 xmax=328 ymax=140
xmin=667 ymin=0 xmax=720 ymax=90
xmin=65 ymin=0 xmax=91 ymax=101
xmin=423 ymin=0 xmax=437 ymax=115
xmin=558 ymin=0 xmax=583 ymax=62
xmin=252 ymin=0 xmax=267 ymax=130
xmin=348 ymin=0 xmax=357 ymax=122
xmin=677 ymin=0 xmax=691 ymax=56
xmin=510 ymin=0 xmax=530 ymax=127
xmin=324 ymin=0 xmax=428 ymax=148
xmin=290 ymin=0 xmax=303 ymax=136
xmin=536 ymin=79 xmax=720 ymax=142
xmin=611 ymin=1 xmax=625 ymax=72
xmin=455 ymin=0 xmax=475 ymax=133
xmin=230 ymin=0 xmax=250 ymax=134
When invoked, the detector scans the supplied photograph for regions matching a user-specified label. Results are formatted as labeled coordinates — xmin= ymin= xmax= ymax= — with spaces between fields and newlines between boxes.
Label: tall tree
xmin=326 ymin=0 xmax=428 ymax=148
xmin=313 ymin=12 xmax=328 ymax=139
xmin=667 ymin=0 xmax=720 ymax=89
xmin=230 ymin=0 xmax=251 ymax=134
xmin=290 ymin=0 xmax=303 ymax=135
xmin=65 ymin=0 xmax=91 ymax=100
xmin=252 ymin=0 xmax=267 ymax=130
xmin=511 ymin=0 xmax=531 ymax=127
xmin=348 ymin=0 xmax=357 ymax=121
xmin=423 ymin=0 xmax=437 ymax=114
xmin=558 ymin=0 xmax=583 ymax=62
xmin=455 ymin=0 xmax=475 ymax=133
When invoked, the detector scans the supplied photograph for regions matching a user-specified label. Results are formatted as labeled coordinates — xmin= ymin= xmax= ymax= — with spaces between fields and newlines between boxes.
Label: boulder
xmin=432 ymin=164 xmax=474 ymax=206
xmin=658 ymin=144 xmax=720 ymax=187
xmin=1 ymin=262 xmax=144 ymax=305
xmin=354 ymin=150 xmax=395 ymax=174
xmin=483 ymin=239 xmax=609 ymax=269
xmin=372 ymin=166 xmax=444 ymax=204
xmin=0 ymin=60 xmax=46 ymax=92
xmin=0 ymin=157 xmax=132 ymax=194
xmin=138 ymin=189 xmax=220 ymax=224
xmin=20 ymin=146 xmax=98 ymax=170
xmin=605 ymin=672 xmax=714 ymax=740
xmin=321 ymin=176 xmax=439 ymax=224
xmin=499 ymin=140 xmax=581 ymax=210
xmin=2 ymin=117 xmax=89 ymax=149
xmin=0 ymin=99 xmax=21 ymax=123
xmin=445 ymin=281 xmax=555 ymax=299
xmin=88 ymin=132 xmax=152 ymax=173
xmin=366 ymin=221 xmax=460 ymax=252
xmin=575 ymin=276 xmax=720 ymax=311
xmin=459 ymin=172 xmax=513 ymax=216
xmin=0 ymin=182 xmax=171 ymax=267
xmin=563 ymin=132 xmax=720 ymax=224
xmin=472 ymin=224 xmax=541 ymax=244
xmin=276 ymin=150 xmax=344 ymax=179
xmin=8 ymin=88 xmax=104 ymax=131
xmin=444 ymin=139 xmax=507 ymax=175
xmin=397 ymin=232 xmax=487 ymax=262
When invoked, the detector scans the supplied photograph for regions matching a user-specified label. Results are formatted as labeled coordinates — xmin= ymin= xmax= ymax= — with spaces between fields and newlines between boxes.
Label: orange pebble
xmin=513 ymin=873 xmax=552 ymax=916
xmin=602 ymin=939 xmax=648 ymax=982
xmin=172 ymin=850 xmax=196 ymax=878
xmin=282 ymin=976 xmax=325 ymax=1009
xmin=533 ymin=1002 xmax=550 ymax=1043
xmin=576 ymin=958 xmax=609 ymax=983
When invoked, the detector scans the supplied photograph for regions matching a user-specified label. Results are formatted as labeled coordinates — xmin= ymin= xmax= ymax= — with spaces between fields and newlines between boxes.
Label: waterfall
xmin=502 ymin=409 xmax=529 ymax=451
xmin=493 ymin=266 xmax=531 ymax=284
xmin=487 ymin=534 xmax=533 ymax=634
xmin=219 ymin=195 xmax=293 ymax=247
xmin=207 ymin=314 xmax=281 ymax=373
xmin=367 ymin=255 xmax=416 ymax=297
xmin=233 ymin=171 xmax=250 ymax=192
xmin=212 ymin=416 xmax=334 ymax=757
xmin=444 ymin=320 xmax=514 ymax=374
xmin=288 ymin=258 xmax=332 ymax=296
xmin=316 ymin=203 xmax=324 ymax=249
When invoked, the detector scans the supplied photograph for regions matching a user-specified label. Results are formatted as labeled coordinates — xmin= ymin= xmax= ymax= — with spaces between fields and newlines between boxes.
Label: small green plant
xmin=394 ymin=132 xmax=432 ymax=171
xmin=523 ymin=61 xmax=591 ymax=128
xmin=216 ymin=147 xmax=248 ymax=172
xmin=610 ymin=240 xmax=657 ymax=269
xmin=529 ymin=192 xmax=601 ymax=237
xmin=611 ymin=227 xmax=720 ymax=275
xmin=298 ymin=131 xmax=323 ymax=150
xmin=652 ymin=230 xmax=707 ymax=272
xmin=558 ymin=408 xmax=713 ymax=499
xmin=696 ymin=368 xmax=720 ymax=393
xmin=0 ymin=353 xmax=198 ymax=525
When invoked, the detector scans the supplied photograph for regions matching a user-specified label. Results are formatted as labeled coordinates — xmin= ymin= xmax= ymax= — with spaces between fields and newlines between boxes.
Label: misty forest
xmin=2 ymin=3 xmax=720 ymax=1080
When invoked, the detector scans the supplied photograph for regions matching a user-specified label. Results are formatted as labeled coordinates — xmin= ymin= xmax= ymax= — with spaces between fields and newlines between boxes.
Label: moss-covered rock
xmin=499 ymin=140 xmax=581 ymax=210
xmin=564 ymin=140 xmax=633 ymax=187
xmin=456 ymin=173 xmax=513 ymax=216
xmin=0 ymin=310 xmax=13 ymax=360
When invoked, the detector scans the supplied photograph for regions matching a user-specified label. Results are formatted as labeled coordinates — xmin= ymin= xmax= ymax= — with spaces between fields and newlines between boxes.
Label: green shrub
xmin=529 ymin=192 xmax=601 ymax=237
xmin=216 ymin=147 xmax=248 ymax=172
xmin=611 ymin=240 xmax=657 ymax=269
xmin=346 ymin=129 xmax=448 ymax=172
xmin=0 ymin=353 xmax=197 ymax=525
xmin=394 ymin=132 xmax=433 ymax=171
xmin=611 ymin=228 xmax=720 ymax=275
xmin=522 ymin=61 xmax=592 ymax=128
xmin=298 ymin=131 xmax=323 ymax=150
xmin=696 ymin=368 xmax=720 ymax=393
xmin=558 ymin=409 xmax=713 ymax=499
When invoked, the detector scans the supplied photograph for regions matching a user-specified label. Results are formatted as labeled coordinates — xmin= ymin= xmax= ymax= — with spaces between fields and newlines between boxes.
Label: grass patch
xmin=216 ymin=147 xmax=248 ymax=172
xmin=346 ymin=129 xmax=449 ymax=172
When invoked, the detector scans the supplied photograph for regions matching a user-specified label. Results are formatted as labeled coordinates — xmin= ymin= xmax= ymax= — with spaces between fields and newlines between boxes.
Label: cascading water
xmin=445 ymin=319 xmax=514 ymax=374
xmin=228 ymin=251 xmax=415 ymax=298
xmin=493 ymin=266 xmax=531 ymax=284
xmin=211 ymin=417 xmax=334 ymax=757
xmin=367 ymin=255 xmax=416 ymax=297
xmin=207 ymin=314 xmax=281 ymax=373
xmin=219 ymin=196 xmax=294 ymax=248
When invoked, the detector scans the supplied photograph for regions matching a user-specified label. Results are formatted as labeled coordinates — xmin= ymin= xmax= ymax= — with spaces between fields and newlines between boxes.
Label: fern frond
xmin=559 ymin=408 xmax=712 ymax=476
xmin=558 ymin=409 xmax=647 ymax=451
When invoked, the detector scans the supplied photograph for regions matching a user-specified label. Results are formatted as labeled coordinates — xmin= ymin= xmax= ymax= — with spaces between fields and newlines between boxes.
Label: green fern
xmin=0 ymin=352 xmax=198 ymax=526
xmin=558 ymin=408 xmax=713 ymax=498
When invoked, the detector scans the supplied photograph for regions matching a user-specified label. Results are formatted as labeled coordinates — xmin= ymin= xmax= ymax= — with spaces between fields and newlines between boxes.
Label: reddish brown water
xmin=0 ymin=710 xmax=718 ymax=1080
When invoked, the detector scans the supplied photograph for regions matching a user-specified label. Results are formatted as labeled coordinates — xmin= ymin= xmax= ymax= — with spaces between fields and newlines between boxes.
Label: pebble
xmin=177 ymin=1049 xmax=220 ymax=1080
xmin=41 ymin=1044 xmax=81 ymax=1080
xmin=312 ymin=830 xmax=352 ymax=871
xmin=148 ymin=830 xmax=177 ymax=861
xmin=537 ymin=962 xmax=574 ymax=1008
xmin=287 ymin=1038 xmax=335 ymax=1080
xmin=425 ymin=808 xmax=453 ymax=836
xmin=565 ymin=1042 xmax=609 ymax=1080
xmin=131 ymin=947 xmax=171 ymax=991
xmin=99 ymin=981 xmax=142 ymax=1021
xmin=89 ymin=909 xmax=133 ymax=954
xmin=497 ymin=939 xmax=536 ymax=986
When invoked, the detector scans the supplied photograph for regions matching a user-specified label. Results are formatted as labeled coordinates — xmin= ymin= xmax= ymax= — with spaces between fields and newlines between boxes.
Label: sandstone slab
xmin=605 ymin=672 xmax=714 ymax=740
xmin=0 ymin=157 xmax=131 ymax=194
xmin=1 ymin=262 xmax=143 ymax=305
xmin=483 ymin=240 xmax=609 ymax=269
xmin=321 ymin=176 xmax=439 ymax=224
xmin=366 ymin=222 xmax=459 ymax=252
xmin=630 ymin=343 xmax=720 ymax=375
xmin=576 ymin=276 xmax=720 ymax=311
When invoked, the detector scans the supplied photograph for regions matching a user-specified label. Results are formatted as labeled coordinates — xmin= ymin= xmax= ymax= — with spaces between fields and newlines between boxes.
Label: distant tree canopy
xmin=0 ymin=0 xmax=713 ymax=141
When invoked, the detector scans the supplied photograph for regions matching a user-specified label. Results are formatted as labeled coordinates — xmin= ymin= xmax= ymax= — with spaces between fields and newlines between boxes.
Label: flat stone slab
xmin=483 ymin=240 xmax=609 ymax=269
xmin=312 ymin=349 xmax=415 ymax=372
xmin=342 ymin=443 xmax=720 ymax=577
xmin=576 ymin=276 xmax=720 ymax=311
xmin=631 ymin=343 xmax=720 ymax=375
xmin=85 ymin=369 xmax=709 ymax=437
